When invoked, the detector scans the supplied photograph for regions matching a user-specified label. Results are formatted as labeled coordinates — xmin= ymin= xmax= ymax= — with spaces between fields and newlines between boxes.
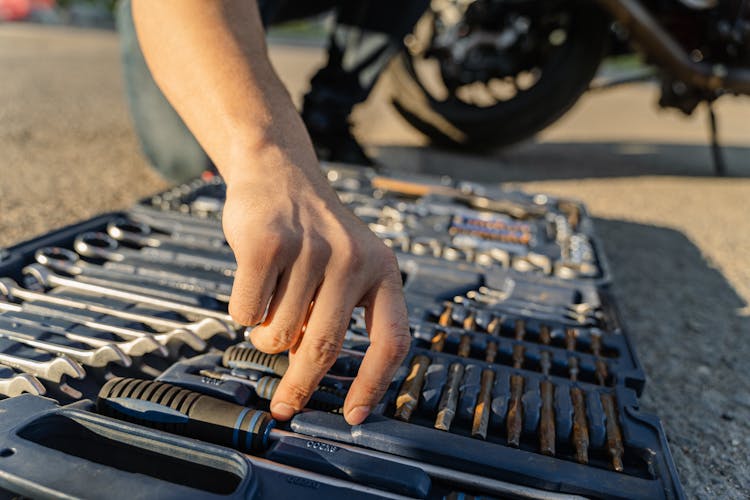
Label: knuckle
xmin=261 ymin=325 xmax=299 ymax=353
xmin=228 ymin=300 xmax=261 ymax=326
xmin=306 ymin=336 xmax=341 ymax=371
xmin=338 ymin=236 xmax=365 ymax=273
xmin=305 ymin=236 xmax=332 ymax=267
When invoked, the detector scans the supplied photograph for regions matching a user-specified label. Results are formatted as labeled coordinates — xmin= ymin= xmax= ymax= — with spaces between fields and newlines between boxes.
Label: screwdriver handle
xmin=222 ymin=345 xmax=289 ymax=376
xmin=253 ymin=375 xmax=345 ymax=412
xmin=97 ymin=377 xmax=275 ymax=452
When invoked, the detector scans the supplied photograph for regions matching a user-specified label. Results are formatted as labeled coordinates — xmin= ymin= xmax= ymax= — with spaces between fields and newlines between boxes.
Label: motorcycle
xmin=387 ymin=0 xmax=750 ymax=174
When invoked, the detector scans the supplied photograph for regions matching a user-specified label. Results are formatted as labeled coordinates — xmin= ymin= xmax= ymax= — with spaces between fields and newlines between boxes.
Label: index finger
xmin=342 ymin=274 xmax=411 ymax=425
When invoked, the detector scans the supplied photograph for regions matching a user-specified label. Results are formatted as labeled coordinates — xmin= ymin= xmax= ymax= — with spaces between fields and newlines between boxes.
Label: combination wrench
xmin=0 ymin=364 xmax=45 ymax=397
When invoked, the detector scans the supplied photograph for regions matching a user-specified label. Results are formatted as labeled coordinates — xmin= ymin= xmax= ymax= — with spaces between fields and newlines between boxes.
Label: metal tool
xmin=457 ymin=334 xmax=472 ymax=358
xmin=485 ymin=341 xmax=498 ymax=363
xmin=74 ymin=232 xmax=236 ymax=275
xmin=36 ymin=246 xmax=231 ymax=304
xmin=128 ymin=205 xmax=227 ymax=239
xmin=0 ymin=364 xmax=45 ymax=397
xmin=438 ymin=303 xmax=453 ymax=327
xmin=0 ymin=278 xmax=234 ymax=342
xmin=0 ymin=347 xmax=84 ymax=384
xmin=0 ymin=300 xmax=159 ymax=358
xmin=107 ymin=218 xmax=229 ymax=253
xmin=472 ymin=368 xmax=495 ymax=440
xmin=507 ymin=344 xmax=525 ymax=447
xmin=430 ymin=331 xmax=447 ymax=352
xmin=590 ymin=332 xmax=609 ymax=386
xmin=434 ymin=362 xmax=464 ymax=431
xmin=564 ymin=328 xmax=589 ymax=464
xmin=24 ymin=264 xmax=236 ymax=326
xmin=601 ymin=393 xmax=625 ymax=472
xmin=394 ymin=354 xmax=430 ymax=421
xmin=0 ymin=319 xmax=129 ymax=368
xmin=538 ymin=326 xmax=555 ymax=456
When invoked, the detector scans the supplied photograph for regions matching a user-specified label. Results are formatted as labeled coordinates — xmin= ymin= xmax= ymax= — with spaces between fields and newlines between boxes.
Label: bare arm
xmin=132 ymin=0 xmax=410 ymax=425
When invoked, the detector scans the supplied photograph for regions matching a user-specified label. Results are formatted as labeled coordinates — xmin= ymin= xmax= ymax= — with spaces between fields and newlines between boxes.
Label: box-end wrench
xmin=0 ymin=302 xmax=159 ymax=358
xmin=0 ymin=363 xmax=45 ymax=397
xmin=0 ymin=316 xmax=129 ymax=368
xmin=25 ymin=263 xmax=236 ymax=327
xmin=36 ymin=247 xmax=231 ymax=303
xmin=75 ymin=232 xmax=236 ymax=275
xmin=0 ymin=278 xmax=234 ymax=342
xmin=107 ymin=218 xmax=230 ymax=254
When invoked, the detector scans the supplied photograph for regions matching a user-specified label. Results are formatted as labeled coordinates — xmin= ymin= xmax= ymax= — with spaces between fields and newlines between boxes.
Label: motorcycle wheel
xmin=388 ymin=3 xmax=610 ymax=149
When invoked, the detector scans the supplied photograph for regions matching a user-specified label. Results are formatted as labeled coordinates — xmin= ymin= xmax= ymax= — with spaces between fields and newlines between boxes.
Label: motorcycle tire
xmin=388 ymin=4 xmax=610 ymax=149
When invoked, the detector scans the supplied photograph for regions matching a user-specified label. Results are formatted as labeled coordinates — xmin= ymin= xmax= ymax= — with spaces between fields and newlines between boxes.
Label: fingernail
xmin=346 ymin=406 xmax=370 ymax=425
xmin=271 ymin=402 xmax=295 ymax=420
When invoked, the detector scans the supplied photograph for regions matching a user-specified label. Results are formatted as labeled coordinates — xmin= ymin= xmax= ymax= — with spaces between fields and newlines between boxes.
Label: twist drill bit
xmin=457 ymin=335 xmax=472 ymax=358
xmin=485 ymin=341 xmax=498 ymax=364
xmin=567 ymin=356 xmax=579 ymax=383
xmin=539 ymin=325 xmax=551 ymax=346
xmin=431 ymin=331 xmax=447 ymax=352
xmin=435 ymin=362 xmax=464 ymax=431
xmin=590 ymin=333 xmax=609 ymax=386
xmin=395 ymin=354 xmax=431 ymax=422
xmin=601 ymin=393 xmax=624 ymax=472
xmin=570 ymin=387 xmax=589 ymax=464
xmin=472 ymin=368 xmax=495 ymax=440
xmin=538 ymin=350 xmax=555 ymax=456
xmin=565 ymin=328 xmax=577 ymax=352
xmin=438 ymin=304 xmax=454 ymax=327
xmin=507 ymin=343 xmax=525 ymax=447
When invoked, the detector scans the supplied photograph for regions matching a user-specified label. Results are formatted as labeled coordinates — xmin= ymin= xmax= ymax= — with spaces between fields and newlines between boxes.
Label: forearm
xmin=131 ymin=0 xmax=315 ymax=185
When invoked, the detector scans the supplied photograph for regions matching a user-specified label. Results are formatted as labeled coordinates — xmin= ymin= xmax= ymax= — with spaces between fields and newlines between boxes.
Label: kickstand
xmin=707 ymin=102 xmax=727 ymax=176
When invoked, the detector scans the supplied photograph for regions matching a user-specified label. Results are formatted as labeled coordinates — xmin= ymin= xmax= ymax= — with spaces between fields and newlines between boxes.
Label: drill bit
xmin=462 ymin=310 xmax=477 ymax=331
xmin=507 ymin=343 xmax=525 ymax=447
xmin=590 ymin=333 xmax=609 ymax=386
xmin=457 ymin=334 xmax=472 ymax=358
xmin=514 ymin=319 xmax=526 ymax=340
xmin=570 ymin=387 xmax=589 ymax=464
xmin=472 ymin=368 xmax=495 ymax=440
xmin=435 ymin=362 xmax=465 ymax=431
xmin=395 ymin=354 xmax=431 ymax=422
xmin=539 ymin=324 xmax=551 ymax=346
xmin=485 ymin=341 xmax=498 ymax=363
xmin=538 ymin=350 xmax=555 ymax=456
xmin=431 ymin=331 xmax=447 ymax=352
xmin=438 ymin=304 xmax=454 ymax=327
xmin=565 ymin=328 xmax=577 ymax=352
xmin=487 ymin=316 xmax=502 ymax=336
xmin=600 ymin=393 xmax=624 ymax=472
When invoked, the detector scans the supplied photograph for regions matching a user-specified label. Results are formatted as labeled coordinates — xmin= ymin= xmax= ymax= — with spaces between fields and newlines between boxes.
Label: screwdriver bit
xmin=438 ymin=304 xmax=453 ymax=327
xmin=462 ymin=311 xmax=477 ymax=331
xmin=485 ymin=341 xmax=498 ymax=364
xmin=486 ymin=316 xmax=502 ymax=336
xmin=565 ymin=328 xmax=577 ymax=352
xmin=395 ymin=354 xmax=431 ymax=422
xmin=435 ymin=362 xmax=464 ymax=431
xmin=601 ymin=393 xmax=624 ymax=472
xmin=472 ymin=368 xmax=495 ymax=440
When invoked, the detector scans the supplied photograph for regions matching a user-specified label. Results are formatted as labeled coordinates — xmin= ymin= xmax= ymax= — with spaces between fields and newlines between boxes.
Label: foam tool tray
xmin=139 ymin=165 xmax=611 ymax=284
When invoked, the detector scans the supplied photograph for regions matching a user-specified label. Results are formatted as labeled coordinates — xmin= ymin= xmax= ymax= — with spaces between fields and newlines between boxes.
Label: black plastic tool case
xmin=0 ymin=166 xmax=683 ymax=499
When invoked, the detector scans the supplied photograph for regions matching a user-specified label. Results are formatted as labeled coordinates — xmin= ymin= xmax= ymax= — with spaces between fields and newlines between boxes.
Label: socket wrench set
xmin=0 ymin=166 xmax=683 ymax=498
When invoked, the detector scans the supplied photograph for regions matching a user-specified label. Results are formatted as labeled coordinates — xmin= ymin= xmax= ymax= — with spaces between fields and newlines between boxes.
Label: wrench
xmin=36 ymin=247 xmax=231 ymax=303
xmin=0 ymin=302 xmax=160 ymax=358
xmin=128 ymin=205 xmax=227 ymax=237
xmin=75 ymin=232 xmax=236 ymax=275
xmin=0 ymin=346 xmax=85 ymax=383
xmin=24 ymin=263 xmax=236 ymax=328
xmin=0 ymin=320 xmax=129 ymax=368
xmin=107 ymin=218 xmax=230 ymax=254
xmin=0 ymin=278 xmax=233 ymax=342
xmin=0 ymin=364 xmax=45 ymax=397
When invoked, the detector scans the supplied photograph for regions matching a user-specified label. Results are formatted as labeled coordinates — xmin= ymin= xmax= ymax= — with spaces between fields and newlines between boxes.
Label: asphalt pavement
xmin=1 ymin=24 xmax=749 ymax=498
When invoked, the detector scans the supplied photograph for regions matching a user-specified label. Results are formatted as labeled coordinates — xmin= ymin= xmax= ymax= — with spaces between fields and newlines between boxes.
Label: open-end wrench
xmin=0 ymin=302 xmax=159 ymax=358
xmin=36 ymin=247 xmax=232 ymax=303
xmin=107 ymin=218 xmax=230 ymax=254
xmin=25 ymin=264 xmax=236 ymax=327
xmin=0 ymin=278 xmax=234 ymax=342
xmin=0 ymin=363 xmax=46 ymax=397
xmin=128 ymin=205 xmax=227 ymax=238
xmin=0 ymin=346 xmax=85 ymax=384
xmin=0 ymin=320 xmax=129 ymax=368
xmin=75 ymin=232 xmax=236 ymax=274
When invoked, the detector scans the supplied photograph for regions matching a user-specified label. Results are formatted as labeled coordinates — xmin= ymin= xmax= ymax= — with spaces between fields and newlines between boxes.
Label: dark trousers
xmin=117 ymin=0 xmax=428 ymax=182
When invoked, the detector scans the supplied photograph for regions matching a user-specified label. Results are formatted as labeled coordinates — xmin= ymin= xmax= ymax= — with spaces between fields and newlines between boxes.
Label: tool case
xmin=0 ymin=165 xmax=683 ymax=499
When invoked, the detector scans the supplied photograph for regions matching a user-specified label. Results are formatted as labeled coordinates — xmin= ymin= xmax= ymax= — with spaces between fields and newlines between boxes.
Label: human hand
xmin=222 ymin=146 xmax=410 ymax=426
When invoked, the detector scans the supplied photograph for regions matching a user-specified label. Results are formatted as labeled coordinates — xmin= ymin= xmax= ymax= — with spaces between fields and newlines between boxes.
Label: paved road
xmin=1 ymin=24 xmax=749 ymax=498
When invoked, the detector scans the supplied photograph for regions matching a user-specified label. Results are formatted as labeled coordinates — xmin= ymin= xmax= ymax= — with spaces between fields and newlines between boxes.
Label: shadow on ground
xmin=375 ymin=141 xmax=750 ymax=181
xmin=595 ymin=218 xmax=748 ymax=498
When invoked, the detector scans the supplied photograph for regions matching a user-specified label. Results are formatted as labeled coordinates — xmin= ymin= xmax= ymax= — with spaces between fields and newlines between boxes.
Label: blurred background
xmin=1 ymin=1 xmax=749 ymax=497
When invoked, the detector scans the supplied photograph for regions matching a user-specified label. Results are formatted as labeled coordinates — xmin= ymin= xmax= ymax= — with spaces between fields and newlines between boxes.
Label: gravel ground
xmin=1 ymin=24 xmax=749 ymax=498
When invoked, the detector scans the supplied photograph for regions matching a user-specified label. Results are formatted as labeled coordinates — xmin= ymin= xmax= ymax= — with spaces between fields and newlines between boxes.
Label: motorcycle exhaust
xmin=596 ymin=0 xmax=750 ymax=94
